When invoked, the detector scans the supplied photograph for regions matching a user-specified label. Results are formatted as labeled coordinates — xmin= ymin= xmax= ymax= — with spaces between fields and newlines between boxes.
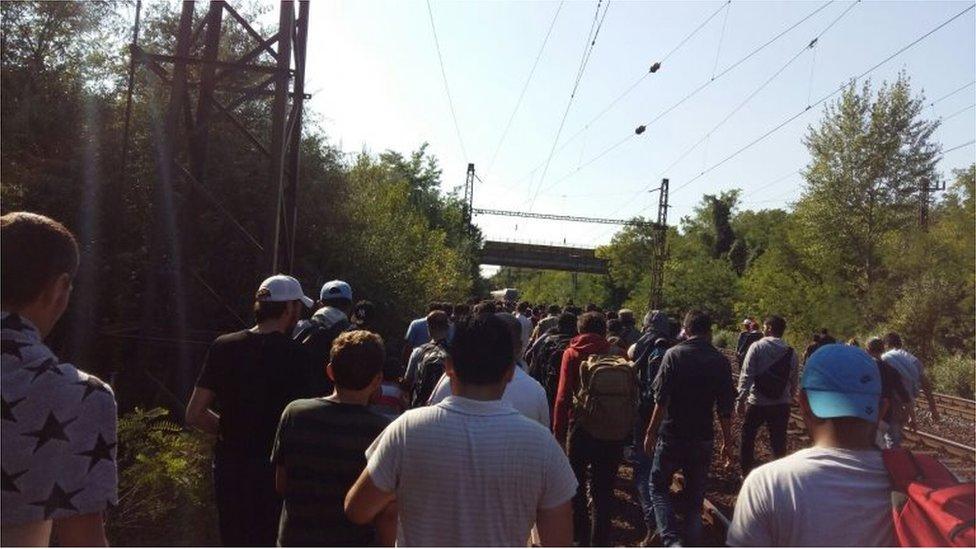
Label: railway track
xmin=929 ymin=392 xmax=976 ymax=421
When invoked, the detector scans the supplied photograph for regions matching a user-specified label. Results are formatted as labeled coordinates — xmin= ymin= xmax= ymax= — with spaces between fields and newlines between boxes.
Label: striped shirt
xmin=365 ymin=396 xmax=577 ymax=546
xmin=272 ymin=398 xmax=390 ymax=546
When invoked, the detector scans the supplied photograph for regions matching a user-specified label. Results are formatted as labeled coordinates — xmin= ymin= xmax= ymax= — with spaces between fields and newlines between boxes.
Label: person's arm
xmin=274 ymin=465 xmax=287 ymax=495
xmin=374 ymin=501 xmax=398 ymax=547
xmin=736 ymin=343 xmax=759 ymax=414
xmin=185 ymin=387 xmax=220 ymax=435
xmin=643 ymin=403 xmax=667 ymax=455
xmin=717 ymin=358 xmax=736 ymax=464
xmin=535 ymin=500 xmax=573 ymax=547
xmin=344 ymin=471 xmax=396 ymax=526
xmin=551 ymin=349 xmax=575 ymax=446
xmin=53 ymin=513 xmax=107 ymax=546
xmin=918 ymin=367 xmax=941 ymax=422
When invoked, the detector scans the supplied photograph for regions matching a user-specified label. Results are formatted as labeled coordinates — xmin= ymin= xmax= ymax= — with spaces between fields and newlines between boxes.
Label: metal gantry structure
xmin=120 ymin=0 xmax=310 ymax=403
xmin=464 ymin=163 xmax=671 ymax=310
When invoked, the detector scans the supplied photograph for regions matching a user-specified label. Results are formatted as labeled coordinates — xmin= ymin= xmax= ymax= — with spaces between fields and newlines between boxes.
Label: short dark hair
xmin=253 ymin=300 xmax=288 ymax=323
xmin=883 ymin=332 xmax=903 ymax=348
xmin=495 ymin=312 xmax=522 ymax=352
xmin=607 ymin=318 xmax=622 ymax=335
xmin=585 ymin=303 xmax=600 ymax=312
xmin=1 ymin=212 xmax=79 ymax=309
xmin=517 ymin=301 xmax=531 ymax=313
xmin=764 ymin=315 xmax=786 ymax=337
xmin=557 ymin=312 xmax=578 ymax=335
xmin=473 ymin=300 xmax=496 ymax=316
xmin=683 ymin=310 xmax=711 ymax=336
xmin=322 ymin=296 xmax=352 ymax=311
xmin=866 ymin=337 xmax=884 ymax=355
xmin=427 ymin=310 xmax=450 ymax=333
xmin=329 ymin=330 xmax=385 ymax=390
xmin=427 ymin=302 xmax=440 ymax=313
xmin=548 ymin=304 xmax=561 ymax=316
xmin=578 ymin=312 xmax=607 ymax=336
xmin=450 ymin=315 xmax=514 ymax=385
xmin=353 ymin=300 xmax=375 ymax=323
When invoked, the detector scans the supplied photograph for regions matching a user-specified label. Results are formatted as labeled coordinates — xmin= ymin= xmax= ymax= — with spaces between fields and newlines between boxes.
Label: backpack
xmin=295 ymin=317 xmax=350 ymax=395
xmin=883 ymin=448 xmax=975 ymax=547
xmin=753 ymin=347 xmax=794 ymax=399
xmin=573 ymin=355 xmax=638 ymax=442
xmin=410 ymin=342 xmax=448 ymax=408
xmin=530 ymin=333 xmax=572 ymax=410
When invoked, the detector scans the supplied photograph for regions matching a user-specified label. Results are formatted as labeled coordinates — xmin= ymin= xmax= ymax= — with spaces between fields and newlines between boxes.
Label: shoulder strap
xmin=883 ymin=448 xmax=923 ymax=490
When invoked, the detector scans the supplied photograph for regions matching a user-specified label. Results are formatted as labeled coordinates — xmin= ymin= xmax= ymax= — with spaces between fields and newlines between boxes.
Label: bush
xmin=929 ymin=354 xmax=975 ymax=399
xmin=107 ymin=408 xmax=218 ymax=546
xmin=713 ymin=328 xmax=738 ymax=349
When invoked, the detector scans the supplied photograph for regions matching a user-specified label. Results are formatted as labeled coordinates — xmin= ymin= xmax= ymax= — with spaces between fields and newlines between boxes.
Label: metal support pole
xmin=267 ymin=0 xmax=294 ymax=275
xmin=649 ymin=178 xmax=669 ymax=310
xmin=464 ymin=163 xmax=475 ymax=225
xmin=284 ymin=1 xmax=309 ymax=274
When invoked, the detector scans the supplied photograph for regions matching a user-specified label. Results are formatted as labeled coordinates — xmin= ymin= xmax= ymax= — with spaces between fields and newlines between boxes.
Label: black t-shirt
xmin=272 ymin=398 xmax=391 ymax=546
xmin=653 ymin=336 xmax=736 ymax=441
xmin=196 ymin=330 xmax=319 ymax=458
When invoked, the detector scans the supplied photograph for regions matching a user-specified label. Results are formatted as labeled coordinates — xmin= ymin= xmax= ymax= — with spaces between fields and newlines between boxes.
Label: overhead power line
xmin=509 ymin=0 xmax=732 ymax=193
xmin=669 ymin=2 xmax=975 ymax=195
xmin=426 ymin=0 xmax=468 ymax=161
xmin=944 ymin=139 xmax=975 ymax=154
xmin=486 ymin=1 xmax=565 ymax=176
xmin=930 ymin=80 xmax=975 ymax=107
xmin=940 ymin=103 xmax=975 ymax=123
xmin=527 ymin=0 xmax=611 ymax=211
xmin=525 ymin=0 xmax=836 ymax=203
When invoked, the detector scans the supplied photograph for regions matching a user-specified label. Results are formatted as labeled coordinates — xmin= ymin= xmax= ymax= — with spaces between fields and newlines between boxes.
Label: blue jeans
xmin=649 ymin=438 xmax=714 ymax=547
xmin=633 ymin=448 xmax=656 ymax=534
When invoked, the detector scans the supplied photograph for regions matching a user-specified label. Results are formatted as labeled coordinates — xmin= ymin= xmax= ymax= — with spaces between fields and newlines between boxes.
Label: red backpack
xmin=882 ymin=448 xmax=975 ymax=547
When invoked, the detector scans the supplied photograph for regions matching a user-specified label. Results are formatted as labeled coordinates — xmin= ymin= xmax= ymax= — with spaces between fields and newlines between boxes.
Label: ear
xmin=326 ymin=363 xmax=336 ymax=382
xmin=368 ymin=372 xmax=383 ymax=391
xmin=444 ymin=356 xmax=456 ymax=379
xmin=502 ymin=362 xmax=515 ymax=384
xmin=44 ymin=273 xmax=73 ymax=313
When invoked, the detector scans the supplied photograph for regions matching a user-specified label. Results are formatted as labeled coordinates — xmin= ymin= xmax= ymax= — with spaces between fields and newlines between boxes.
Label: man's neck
xmin=326 ymin=388 xmax=372 ymax=406
xmin=811 ymin=425 xmax=876 ymax=451
xmin=451 ymin=381 xmax=506 ymax=401
xmin=251 ymin=320 xmax=286 ymax=335
xmin=3 ymin=307 xmax=49 ymax=338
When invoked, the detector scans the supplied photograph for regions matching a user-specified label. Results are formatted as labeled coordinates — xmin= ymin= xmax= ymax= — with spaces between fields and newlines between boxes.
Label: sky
xmin=300 ymin=0 xmax=976 ymax=252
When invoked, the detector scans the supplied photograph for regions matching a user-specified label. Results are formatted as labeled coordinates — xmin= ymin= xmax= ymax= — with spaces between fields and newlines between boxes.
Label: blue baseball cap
xmin=801 ymin=344 xmax=882 ymax=422
xmin=319 ymin=280 xmax=352 ymax=302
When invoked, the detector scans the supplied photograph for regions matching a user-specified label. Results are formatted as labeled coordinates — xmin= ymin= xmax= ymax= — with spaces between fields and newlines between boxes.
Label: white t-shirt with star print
xmin=1 ymin=312 xmax=118 ymax=527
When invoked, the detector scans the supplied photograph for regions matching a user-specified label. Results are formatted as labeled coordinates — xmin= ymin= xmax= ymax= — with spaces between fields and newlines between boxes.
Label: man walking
xmin=272 ymin=331 xmax=392 ymax=546
xmin=1 ymin=212 xmax=118 ymax=546
xmin=644 ymin=310 xmax=736 ymax=547
xmin=728 ymin=344 xmax=896 ymax=546
xmin=186 ymin=275 xmax=317 ymax=546
xmin=880 ymin=332 xmax=941 ymax=447
xmin=735 ymin=315 xmax=799 ymax=476
xmin=344 ymin=314 xmax=576 ymax=546
xmin=295 ymin=280 xmax=354 ymax=394
xmin=553 ymin=312 xmax=630 ymax=547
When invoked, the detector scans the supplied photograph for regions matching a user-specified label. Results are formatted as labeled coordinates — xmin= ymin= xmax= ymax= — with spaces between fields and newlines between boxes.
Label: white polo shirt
xmin=365 ymin=396 xmax=576 ymax=546
xmin=427 ymin=364 xmax=550 ymax=427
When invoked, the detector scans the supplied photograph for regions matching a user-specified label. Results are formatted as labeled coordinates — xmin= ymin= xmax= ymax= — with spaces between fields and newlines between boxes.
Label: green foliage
xmin=928 ymin=355 xmax=975 ymax=399
xmin=108 ymin=408 xmax=217 ymax=546
xmin=712 ymin=329 xmax=737 ymax=350
xmin=487 ymin=268 xmax=610 ymax=308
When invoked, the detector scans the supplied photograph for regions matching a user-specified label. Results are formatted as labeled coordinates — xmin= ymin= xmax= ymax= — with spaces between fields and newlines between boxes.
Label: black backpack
xmin=295 ymin=318 xmax=350 ymax=395
xmin=410 ymin=342 xmax=448 ymax=408
xmin=529 ymin=333 xmax=572 ymax=411
xmin=754 ymin=347 xmax=794 ymax=399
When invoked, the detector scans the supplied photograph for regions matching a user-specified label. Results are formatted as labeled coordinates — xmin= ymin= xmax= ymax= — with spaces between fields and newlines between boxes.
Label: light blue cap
xmin=319 ymin=280 xmax=352 ymax=302
xmin=801 ymin=344 xmax=882 ymax=422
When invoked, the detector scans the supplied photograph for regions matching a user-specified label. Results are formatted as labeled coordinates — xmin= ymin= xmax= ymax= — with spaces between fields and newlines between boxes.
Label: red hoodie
xmin=552 ymin=333 xmax=620 ymax=444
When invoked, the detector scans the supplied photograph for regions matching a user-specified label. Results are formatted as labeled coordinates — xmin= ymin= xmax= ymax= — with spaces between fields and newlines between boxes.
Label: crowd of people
xmin=0 ymin=211 xmax=958 ymax=547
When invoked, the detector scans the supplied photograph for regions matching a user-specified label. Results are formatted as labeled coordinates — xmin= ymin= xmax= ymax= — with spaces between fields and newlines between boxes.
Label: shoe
xmin=640 ymin=531 xmax=658 ymax=547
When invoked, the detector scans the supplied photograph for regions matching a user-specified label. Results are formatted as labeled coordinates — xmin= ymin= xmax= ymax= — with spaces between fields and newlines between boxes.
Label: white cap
xmin=319 ymin=280 xmax=352 ymax=302
xmin=256 ymin=275 xmax=314 ymax=308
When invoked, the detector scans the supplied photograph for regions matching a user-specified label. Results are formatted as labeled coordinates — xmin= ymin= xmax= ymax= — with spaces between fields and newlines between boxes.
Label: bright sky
xmin=303 ymin=0 xmax=976 ymax=250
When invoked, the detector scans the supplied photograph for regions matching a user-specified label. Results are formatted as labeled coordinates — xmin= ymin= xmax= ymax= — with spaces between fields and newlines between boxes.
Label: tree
xmin=792 ymin=74 xmax=940 ymax=324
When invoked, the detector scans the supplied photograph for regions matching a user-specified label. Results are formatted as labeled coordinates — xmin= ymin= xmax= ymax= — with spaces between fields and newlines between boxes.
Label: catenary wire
xmin=943 ymin=139 xmax=976 ymax=154
xmin=426 ymin=0 xmax=468 ymax=161
xmin=486 ymin=1 xmax=565 ymax=177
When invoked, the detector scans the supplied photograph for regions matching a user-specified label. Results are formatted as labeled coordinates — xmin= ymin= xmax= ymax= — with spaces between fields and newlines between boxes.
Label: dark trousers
xmin=740 ymin=403 xmax=790 ymax=475
xmin=649 ymin=437 xmax=713 ymax=547
xmin=568 ymin=427 xmax=624 ymax=547
xmin=633 ymin=447 xmax=656 ymax=534
xmin=213 ymin=450 xmax=281 ymax=547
